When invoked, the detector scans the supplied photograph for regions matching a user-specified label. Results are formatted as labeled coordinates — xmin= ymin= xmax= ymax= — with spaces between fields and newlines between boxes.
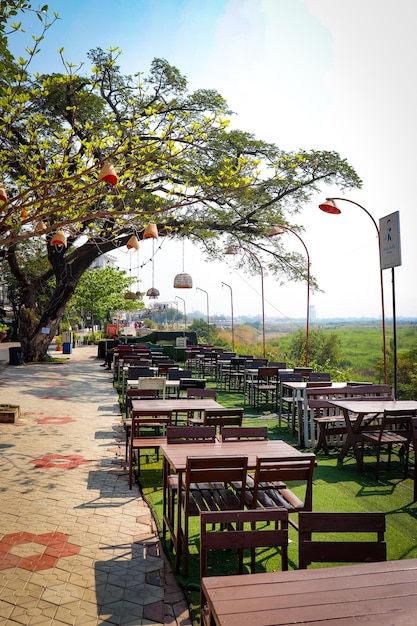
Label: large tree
xmin=0 ymin=3 xmax=362 ymax=361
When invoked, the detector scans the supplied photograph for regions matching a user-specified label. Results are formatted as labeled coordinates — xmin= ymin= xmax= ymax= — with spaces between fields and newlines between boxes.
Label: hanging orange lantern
xmin=0 ymin=181 xmax=8 ymax=204
xmin=35 ymin=221 xmax=47 ymax=234
xmin=51 ymin=230 xmax=67 ymax=247
xmin=143 ymin=223 xmax=158 ymax=239
xmin=98 ymin=161 xmax=118 ymax=186
xmin=127 ymin=235 xmax=140 ymax=250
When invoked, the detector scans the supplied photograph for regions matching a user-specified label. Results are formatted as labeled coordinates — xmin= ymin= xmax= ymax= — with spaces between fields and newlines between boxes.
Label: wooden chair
xmin=180 ymin=455 xmax=248 ymax=577
xmin=248 ymin=454 xmax=316 ymax=530
xmin=412 ymin=417 xmax=417 ymax=502
xmin=199 ymin=408 xmax=243 ymax=434
xmin=124 ymin=388 xmax=158 ymax=460
xmin=308 ymin=372 xmax=331 ymax=382
xmin=186 ymin=388 xmax=217 ymax=400
xmin=278 ymin=372 xmax=302 ymax=431
xmin=128 ymin=409 xmax=172 ymax=489
xmin=361 ymin=408 xmax=417 ymax=480
xmin=200 ymin=508 xmax=288 ymax=625
xmin=137 ymin=376 xmax=166 ymax=399
xmin=298 ymin=511 xmax=386 ymax=569
xmin=220 ymin=426 xmax=268 ymax=442
xmin=177 ymin=378 xmax=206 ymax=398
xmin=166 ymin=426 xmax=216 ymax=527
xmin=186 ymin=388 xmax=218 ymax=423
xmin=251 ymin=367 xmax=280 ymax=410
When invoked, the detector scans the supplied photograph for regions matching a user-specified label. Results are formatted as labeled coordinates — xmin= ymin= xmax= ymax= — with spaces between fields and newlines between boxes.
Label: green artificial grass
xmin=122 ymin=378 xmax=417 ymax=621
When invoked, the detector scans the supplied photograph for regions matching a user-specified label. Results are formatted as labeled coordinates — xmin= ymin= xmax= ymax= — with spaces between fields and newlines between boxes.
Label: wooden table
xmin=201 ymin=558 xmax=417 ymax=625
xmin=160 ymin=438 xmax=307 ymax=574
xmin=329 ymin=399 xmax=417 ymax=468
xmin=279 ymin=382 xmax=347 ymax=448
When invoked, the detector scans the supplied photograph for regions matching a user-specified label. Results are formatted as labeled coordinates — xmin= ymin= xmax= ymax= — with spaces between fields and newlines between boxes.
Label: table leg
xmin=338 ymin=409 xmax=364 ymax=468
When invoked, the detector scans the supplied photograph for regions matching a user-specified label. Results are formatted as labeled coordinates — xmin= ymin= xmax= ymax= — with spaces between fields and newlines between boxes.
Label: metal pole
xmin=392 ymin=268 xmax=398 ymax=399
xmin=270 ymin=226 xmax=310 ymax=366
xmin=244 ymin=249 xmax=266 ymax=359
xmin=196 ymin=287 xmax=210 ymax=340
xmin=221 ymin=282 xmax=234 ymax=352
xmin=320 ymin=198 xmax=387 ymax=384
xmin=225 ymin=245 xmax=266 ymax=358
xmin=175 ymin=295 xmax=186 ymax=336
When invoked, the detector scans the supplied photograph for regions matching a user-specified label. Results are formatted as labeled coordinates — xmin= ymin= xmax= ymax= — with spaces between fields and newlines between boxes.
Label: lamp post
xmin=319 ymin=198 xmax=387 ymax=384
xmin=225 ymin=245 xmax=266 ymax=358
xmin=196 ymin=287 xmax=210 ymax=341
xmin=175 ymin=295 xmax=186 ymax=335
xmin=269 ymin=225 xmax=311 ymax=366
xmin=221 ymin=281 xmax=235 ymax=352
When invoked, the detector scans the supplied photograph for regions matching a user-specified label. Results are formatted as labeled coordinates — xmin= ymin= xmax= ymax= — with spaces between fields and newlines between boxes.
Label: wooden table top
xmin=201 ymin=558 xmax=417 ymax=625
xmin=330 ymin=399 xmax=417 ymax=414
xmin=160 ymin=439 xmax=308 ymax=472
xmin=131 ymin=398 xmax=223 ymax=412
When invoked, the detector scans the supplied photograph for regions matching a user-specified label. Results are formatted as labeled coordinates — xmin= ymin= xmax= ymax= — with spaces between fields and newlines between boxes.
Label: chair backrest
xmin=257 ymin=367 xmax=279 ymax=381
xmin=158 ymin=364 xmax=179 ymax=376
xmin=167 ymin=369 xmax=192 ymax=380
xmin=221 ymin=426 xmax=268 ymax=441
xmin=375 ymin=408 xmax=417 ymax=443
xmin=298 ymin=511 xmax=387 ymax=569
xmin=137 ymin=377 xmax=166 ymax=399
xmin=200 ymin=508 xmax=288 ymax=599
xmin=308 ymin=372 xmax=331 ymax=382
xmin=185 ymin=455 xmax=248 ymax=506
xmin=128 ymin=366 xmax=154 ymax=379
xmin=251 ymin=454 xmax=316 ymax=519
xmin=179 ymin=378 xmax=206 ymax=391
xmin=268 ymin=361 xmax=287 ymax=369
xmin=247 ymin=358 xmax=268 ymax=368
xmin=126 ymin=388 xmax=158 ymax=413
xmin=130 ymin=410 xmax=173 ymax=440
xmin=203 ymin=408 xmax=244 ymax=432
xmin=186 ymin=388 xmax=217 ymax=400
xmin=279 ymin=372 xmax=302 ymax=383
xmin=166 ymin=425 xmax=216 ymax=444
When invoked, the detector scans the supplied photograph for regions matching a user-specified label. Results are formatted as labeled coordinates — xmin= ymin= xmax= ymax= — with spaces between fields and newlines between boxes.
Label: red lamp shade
xmin=98 ymin=161 xmax=118 ymax=186
xmin=319 ymin=199 xmax=341 ymax=214
xmin=126 ymin=235 xmax=140 ymax=250
xmin=51 ymin=230 xmax=67 ymax=247
xmin=143 ymin=223 xmax=158 ymax=239
xmin=0 ymin=182 xmax=8 ymax=204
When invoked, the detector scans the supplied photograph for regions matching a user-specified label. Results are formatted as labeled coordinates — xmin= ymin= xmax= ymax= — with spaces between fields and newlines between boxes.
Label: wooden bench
xmin=307 ymin=385 xmax=393 ymax=453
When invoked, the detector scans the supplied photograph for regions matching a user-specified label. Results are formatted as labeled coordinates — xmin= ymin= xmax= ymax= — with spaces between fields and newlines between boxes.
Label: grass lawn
xmin=122 ymin=380 xmax=417 ymax=621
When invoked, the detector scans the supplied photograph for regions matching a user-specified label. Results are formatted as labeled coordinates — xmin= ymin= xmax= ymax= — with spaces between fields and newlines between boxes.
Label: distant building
xmin=90 ymin=253 xmax=118 ymax=269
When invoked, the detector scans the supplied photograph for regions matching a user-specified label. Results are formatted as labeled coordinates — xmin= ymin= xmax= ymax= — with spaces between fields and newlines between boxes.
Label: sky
xmin=9 ymin=0 xmax=417 ymax=325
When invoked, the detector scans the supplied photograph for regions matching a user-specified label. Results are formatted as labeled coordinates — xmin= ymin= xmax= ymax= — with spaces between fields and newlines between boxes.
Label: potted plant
xmin=0 ymin=404 xmax=20 ymax=423
xmin=0 ymin=323 xmax=9 ymax=342
xmin=55 ymin=335 xmax=63 ymax=351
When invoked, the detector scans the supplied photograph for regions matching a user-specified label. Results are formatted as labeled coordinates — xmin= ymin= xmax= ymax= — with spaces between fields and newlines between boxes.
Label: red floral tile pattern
xmin=0 ymin=531 xmax=80 ymax=571
xmin=36 ymin=416 xmax=76 ymax=424
xmin=29 ymin=454 xmax=91 ymax=469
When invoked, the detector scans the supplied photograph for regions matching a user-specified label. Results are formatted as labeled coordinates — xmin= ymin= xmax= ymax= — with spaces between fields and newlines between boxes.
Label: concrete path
xmin=0 ymin=342 xmax=191 ymax=626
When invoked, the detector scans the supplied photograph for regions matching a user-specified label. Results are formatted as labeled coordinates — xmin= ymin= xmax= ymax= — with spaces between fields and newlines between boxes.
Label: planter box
xmin=0 ymin=405 xmax=20 ymax=423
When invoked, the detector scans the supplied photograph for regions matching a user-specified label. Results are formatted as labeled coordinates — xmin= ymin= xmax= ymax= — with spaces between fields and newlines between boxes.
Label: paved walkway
xmin=0 ymin=343 xmax=191 ymax=626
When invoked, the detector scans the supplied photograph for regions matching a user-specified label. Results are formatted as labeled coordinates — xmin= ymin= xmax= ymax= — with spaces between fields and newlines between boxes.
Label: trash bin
xmin=9 ymin=347 xmax=24 ymax=365
xmin=63 ymin=342 xmax=72 ymax=354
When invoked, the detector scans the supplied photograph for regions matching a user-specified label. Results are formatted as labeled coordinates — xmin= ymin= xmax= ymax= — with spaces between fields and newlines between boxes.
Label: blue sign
xmin=379 ymin=211 xmax=401 ymax=269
